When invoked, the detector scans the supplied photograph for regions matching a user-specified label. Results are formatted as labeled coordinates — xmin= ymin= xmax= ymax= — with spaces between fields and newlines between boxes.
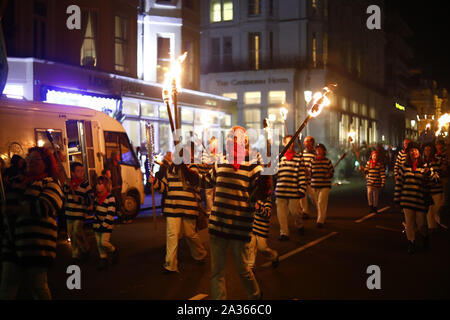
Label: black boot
xmin=407 ymin=241 xmax=415 ymax=255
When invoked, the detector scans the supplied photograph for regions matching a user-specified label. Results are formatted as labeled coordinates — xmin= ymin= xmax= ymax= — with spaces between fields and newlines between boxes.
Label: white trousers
xmin=312 ymin=188 xmax=331 ymax=224
xmin=95 ymin=232 xmax=115 ymax=259
xmin=205 ymin=188 xmax=214 ymax=215
xmin=300 ymin=185 xmax=315 ymax=215
xmin=403 ymin=209 xmax=427 ymax=241
xmin=367 ymin=186 xmax=380 ymax=208
xmin=165 ymin=217 xmax=207 ymax=272
xmin=276 ymin=198 xmax=304 ymax=236
xmin=210 ymin=235 xmax=260 ymax=300
xmin=427 ymin=193 xmax=444 ymax=229
xmin=67 ymin=220 xmax=90 ymax=258
xmin=247 ymin=234 xmax=278 ymax=269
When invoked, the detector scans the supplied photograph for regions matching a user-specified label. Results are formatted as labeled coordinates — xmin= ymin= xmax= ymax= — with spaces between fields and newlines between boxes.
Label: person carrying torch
xmin=361 ymin=150 xmax=386 ymax=214
xmin=275 ymin=135 xmax=308 ymax=241
xmin=175 ymin=126 xmax=270 ymax=300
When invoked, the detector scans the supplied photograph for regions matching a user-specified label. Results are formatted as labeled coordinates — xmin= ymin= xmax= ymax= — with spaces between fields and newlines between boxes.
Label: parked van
xmin=0 ymin=97 xmax=144 ymax=218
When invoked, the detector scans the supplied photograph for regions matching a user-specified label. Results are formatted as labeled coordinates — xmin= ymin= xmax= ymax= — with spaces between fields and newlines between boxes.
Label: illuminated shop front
xmin=5 ymin=58 xmax=236 ymax=157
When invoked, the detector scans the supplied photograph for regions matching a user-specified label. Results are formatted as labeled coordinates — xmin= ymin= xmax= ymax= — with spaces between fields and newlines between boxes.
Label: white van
xmin=0 ymin=97 xmax=145 ymax=218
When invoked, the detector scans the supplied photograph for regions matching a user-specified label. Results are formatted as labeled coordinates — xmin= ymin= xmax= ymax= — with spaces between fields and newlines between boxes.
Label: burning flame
xmin=280 ymin=107 xmax=288 ymax=121
xmin=348 ymin=131 xmax=356 ymax=143
xmin=308 ymin=86 xmax=333 ymax=118
xmin=436 ymin=113 xmax=450 ymax=137
xmin=162 ymin=52 xmax=188 ymax=102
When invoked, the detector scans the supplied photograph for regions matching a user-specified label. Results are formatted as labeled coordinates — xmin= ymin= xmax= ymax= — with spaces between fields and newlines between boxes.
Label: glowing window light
xmin=3 ymin=84 xmax=24 ymax=99
xmin=45 ymin=89 xmax=120 ymax=113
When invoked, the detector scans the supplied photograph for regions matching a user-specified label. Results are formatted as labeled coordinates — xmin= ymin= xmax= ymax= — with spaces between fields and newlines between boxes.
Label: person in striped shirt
xmin=300 ymin=136 xmax=316 ymax=219
xmin=201 ymin=137 xmax=221 ymax=216
xmin=310 ymin=144 xmax=334 ymax=228
xmin=63 ymin=162 xmax=93 ymax=262
xmin=248 ymin=193 xmax=279 ymax=271
xmin=178 ymin=126 xmax=269 ymax=300
xmin=423 ymin=144 xmax=447 ymax=231
xmin=93 ymin=176 xmax=118 ymax=270
xmin=0 ymin=147 xmax=64 ymax=299
xmin=394 ymin=139 xmax=410 ymax=180
xmin=362 ymin=151 xmax=386 ymax=214
xmin=150 ymin=147 xmax=207 ymax=274
xmin=276 ymin=135 xmax=307 ymax=241
xmin=394 ymin=142 xmax=432 ymax=254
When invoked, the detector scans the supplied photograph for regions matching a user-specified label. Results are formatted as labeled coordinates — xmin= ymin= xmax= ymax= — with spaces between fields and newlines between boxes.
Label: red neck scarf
xmin=285 ymin=150 xmax=295 ymax=161
xmin=370 ymin=159 xmax=377 ymax=169
xmin=412 ymin=159 xmax=418 ymax=172
xmin=70 ymin=177 xmax=83 ymax=191
xmin=316 ymin=155 xmax=324 ymax=161
xmin=228 ymin=142 xmax=245 ymax=171
xmin=97 ymin=190 xmax=109 ymax=205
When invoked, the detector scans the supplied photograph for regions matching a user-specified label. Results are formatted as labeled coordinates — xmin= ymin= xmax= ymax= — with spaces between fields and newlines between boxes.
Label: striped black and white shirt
xmin=424 ymin=159 xmax=444 ymax=194
xmin=2 ymin=177 xmax=64 ymax=267
xmin=252 ymin=199 xmax=272 ymax=239
xmin=394 ymin=164 xmax=431 ymax=213
xmin=364 ymin=161 xmax=386 ymax=188
xmin=93 ymin=194 xmax=116 ymax=233
xmin=154 ymin=164 xmax=202 ymax=219
xmin=275 ymin=153 xmax=307 ymax=199
xmin=63 ymin=180 xmax=94 ymax=220
xmin=302 ymin=150 xmax=315 ymax=185
xmin=310 ymin=157 xmax=334 ymax=189
xmin=394 ymin=149 xmax=407 ymax=177
xmin=201 ymin=159 xmax=263 ymax=242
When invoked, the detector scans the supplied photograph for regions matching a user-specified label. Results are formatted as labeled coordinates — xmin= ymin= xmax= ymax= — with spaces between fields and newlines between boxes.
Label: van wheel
xmin=123 ymin=191 xmax=140 ymax=219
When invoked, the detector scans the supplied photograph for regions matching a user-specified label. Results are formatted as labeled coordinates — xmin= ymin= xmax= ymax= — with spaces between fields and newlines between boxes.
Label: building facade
xmin=199 ymin=0 xmax=391 ymax=154
xmin=2 ymin=0 xmax=236 ymax=157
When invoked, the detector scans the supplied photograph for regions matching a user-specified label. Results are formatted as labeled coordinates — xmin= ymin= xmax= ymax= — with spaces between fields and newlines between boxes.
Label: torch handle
xmin=164 ymin=100 xmax=176 ymax=135
xmin=279 ymin=115 xmax=311 ymax=160
xmin=0 ymin=169 xmax=6 ymax=202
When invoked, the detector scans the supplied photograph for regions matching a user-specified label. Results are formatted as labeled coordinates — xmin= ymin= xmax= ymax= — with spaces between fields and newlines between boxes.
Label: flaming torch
xmin=348 ymin=131 xmax=363 ymax=174
xmin=162 ymin=52 xmax=188 ymax=146
xmin=279 ymin=85 xmax=336 ymax=160
xmin=435 ymin=113 xmax=450 ymax=137
xmin=280 ymin=107 xmax=289 ymax=136
xmin=145 ymin=122 xmax=157 ymax=229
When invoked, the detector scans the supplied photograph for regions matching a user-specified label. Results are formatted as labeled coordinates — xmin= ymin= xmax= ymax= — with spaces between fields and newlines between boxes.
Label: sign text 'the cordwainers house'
xmin=216 ymin=78 xmax=290 ymax=87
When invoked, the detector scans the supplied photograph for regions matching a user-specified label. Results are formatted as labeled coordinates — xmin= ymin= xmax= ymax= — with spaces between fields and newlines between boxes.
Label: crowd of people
xmin=0 ymin=126 xmax=448 ymax=300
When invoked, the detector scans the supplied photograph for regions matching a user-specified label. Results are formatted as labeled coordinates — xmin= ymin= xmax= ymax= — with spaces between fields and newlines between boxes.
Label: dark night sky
xmin=386 ymin=1 xmax=450 ymax=89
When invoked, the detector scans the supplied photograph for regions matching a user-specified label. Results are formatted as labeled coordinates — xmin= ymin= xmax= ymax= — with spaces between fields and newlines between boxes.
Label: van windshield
xmin=104 ymin=131 xmax=139 ymax=167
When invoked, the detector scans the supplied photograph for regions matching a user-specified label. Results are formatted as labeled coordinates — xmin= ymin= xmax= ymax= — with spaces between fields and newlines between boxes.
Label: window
xmin=249 ymin=33 xmax=261 ymax=70
xmin=361 ymin=104 xmax=367 ymax=117
xmin=223 ymin=37 xmax=233 ymax=67
xmin=104 ymin=131 xmax=139 ymax=167
xmin=141 ymin=102 xmax=157 ymax=117
xmin=159 ymin=105 xmax=169 ymax=119
xmin=35 ymin=129 xmax=63 ymax=150
xmin=115 ymin=16 xmax=129 ymax=72
xmin=157 ymin=37 xmax=171 ymax=83
xmin=182 ymin=108 xmax=194 ymax=123
xmin=244 ymin=109 xmax=261 ymax=130
xmin=312 ymin=33 xmax=317 ymax=68
xmin=184 ymin=40 xmax=195 ymax=87
xmin=341 ymin=97 xmax=347 ymax=111
xmin=122 ymin=100 xmax=140 ymax=116
xmin=268 ymin=91 xmax=286 ymax=105
xmin=81 ymin=11 xmax=98 ymax=67
xmin=248 ymin=0 xmax=261 ymax=16
xmin=269 ymin=32 xmax=273 ymax=65
xmin=323 ymin=32 xmax=328 ymax=67
xmin=351 ymin=101 xmax=358 ymax=114
xmin=211 ymin=38 xmax=221 ymax=64
xmin=122 ymin=120 xmax=140 ymax=149
xmin=33 ymin=1 xmax=47 ymax=59
xmin=244 ymin=91 xmax=261 ymax=105
xmin=210 ymin=0 xmax=233 ymax=22
xmin=312 ymin=0 xmax=317 ymax=13
xmin=223 ymin=92 xmax=237 ymax=100
xmin=369 ymin=107 xmax=376 ymax=119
